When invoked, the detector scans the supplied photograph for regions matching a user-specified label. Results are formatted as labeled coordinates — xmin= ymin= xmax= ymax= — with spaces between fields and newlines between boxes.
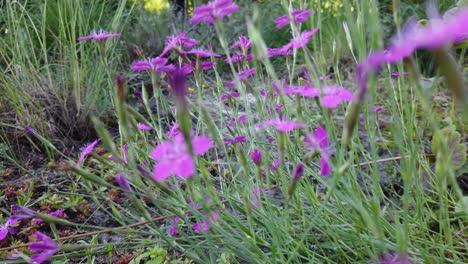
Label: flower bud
xmin=250 ymin=149 xmax=262 ymax=166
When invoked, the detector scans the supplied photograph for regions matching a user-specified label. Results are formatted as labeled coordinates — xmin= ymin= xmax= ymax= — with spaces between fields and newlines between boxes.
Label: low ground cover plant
xmin=0 ymin=0 xmax=467 ymax=263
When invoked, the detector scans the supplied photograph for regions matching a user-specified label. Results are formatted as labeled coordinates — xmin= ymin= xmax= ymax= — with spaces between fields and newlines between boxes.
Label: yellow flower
xmin=144 ymin=0 xmax=170 ymax=13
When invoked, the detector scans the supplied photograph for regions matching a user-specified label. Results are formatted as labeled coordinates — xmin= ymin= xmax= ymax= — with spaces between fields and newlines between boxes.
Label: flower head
xmin=257 ymin=119 xmax=304 ymax=132
xmin=223 ymin=135 xmax=247 ymax=145
xmin=150 ymin=134 xmax=212 ymax=181
xmin=250 ymin=149 xmax=262 ymax=166
xmin=161 ymin=32 xmax=198 ymax=56
xmin=229 ymin=35 xmax=252 ymax=51
xmin=274 ymin=9 xmax=313 ymax=29
xmin=115 ymin=174 xmax=132 ymax=191
xmin=181 ymin=48 xmax=221 ymax=58
xmin=292 ymin=162 xmax=304 ymax=181
xmin=224 ymin=67 xmax=256 ymax=87
xmin=77 ymin=139 xmax=100 ymax=165
xmin=29 ymin=231 xmax=60 ymax=264
xmin=305 ymin=127 xmax=332 ymax=176
xmin=78 ymin=29 xmax=121 ymax=41
xmin=131 ymin=57 xmax=175 ymax=73
xmin=190 ymin=0 xmax=239 ymax=24
xmin=192 ymin=210 xmax=219 ymax=232
xmin=319 ymin=86 xmax=354 ymax=108
xmin=282 ymin=28 xmax=319 ymax=50
xmin=0 ymin=217 xmax=18 ymax=240
xmin=12 ymin=205 xmax=36 ymax=219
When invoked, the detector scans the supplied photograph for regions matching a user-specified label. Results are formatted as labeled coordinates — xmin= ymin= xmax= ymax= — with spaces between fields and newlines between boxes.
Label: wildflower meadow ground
xmin=0 ymin=0 xmax=467 ymax=263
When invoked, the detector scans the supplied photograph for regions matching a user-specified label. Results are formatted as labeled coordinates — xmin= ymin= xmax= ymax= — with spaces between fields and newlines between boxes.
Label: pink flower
xmin=269 ymin=158 xmax=289 ymax=171
xmin=221 ymin=91 xmax=241 ymax=101
xmin=257 ymin=119 xmax=304 ymax=132
xmin=12 ymin=205 xmax=36 ymax=219
xmin=0 ymin=217 xmax=18 ymax=240
xmin=305 ymin=127 xmax=332 ymax=176
xmin=192 ymin=61 xmax=217 ymax=71
xmin=131 ymin=57 xmax=175 ymax=73
xmin=250 ymin=149 xmax=262 ymax=166
xmin=181 ymin=48 xmax=221 ymax=58
xmin=223 ymin=135 xmax=247 ymax=145
xmin=224 ymin=53 xmax=254 ymax=64
xmin=190 ymin=0 xmax=239 ymax=24
xmin=319 ymin=86 xmax=354 ymax=108
xmin=115 ymin=174 xmax=132 ymax=191
xmin=225 ymin=67 xmax=256 ymax=87
xmin=229 ymin=35 xmax=252 ymax=51
xmin=136 ymin=123 xmax=152 ymax=131
xmin=77 ymin=139 xmax=100 ymax=165
xmin=150 ymin=135 xmax=212 ymax=181
xmin=267 ymin=47 xmax=294 ymax=58
xmin=29 ymin=231 xmax=60 ymax=264
xmin=167 ymin=122 xmax=181 ymax=138
xmin=282 ymin=28 xmax=319 ymax=50
xmin=77 ymin=29 xmax=121 ymax=41
xmin=227 ymin=114 xmax=247 ymax=127
xmin=274 ymin=9 xmax=313 ymax=29
xmin=161 ymin=32 xmax=198 ymax=56
xmin=168 ymin=216 xmax=180 ymax=236
xmin=192 ymin=210 xmax=219 ymax=233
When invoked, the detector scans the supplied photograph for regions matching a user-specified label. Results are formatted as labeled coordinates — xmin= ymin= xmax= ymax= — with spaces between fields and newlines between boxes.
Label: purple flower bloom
xmin=77 ymin=139 xmax=100 ymax=165
xmin=192 ymin=210 xmax=219 ymax=233
xmin=167 ymin=122 xmax=181 ymax=138
xmin=372 ymin=106 xmax=385 ymax=113
xmin=257 ymin=119 xmax=305 ymax=132
xmin=136 ymin=123 xmax=152 ymax=131
xmin=305 ymin=127 xmax=332 ymax=176
xmin=115 ymin=174 xmax=132 ymax=191
xmin=319 ymin=86 xmax=354 ymax=108
xmin=131 ymin=57 xmax=175 ymax=73
xmin=223 ymin=135 xmax=247 ymax=145
xmin=190 ymin=0 xmax=239 ymax=25
xmin=192 ymin=61 xmax=217 ymax=71
xmin=274 ymin=9 xmax=313 ymax=29
xmin=267 ymin=47 xmax=294 ymax=58
xmin=77 ymin=29 xmax=121 ymax=42
xmin=227 ymin=114 xmax=247 ymax=127
xmin=168 ymin=66 xmax=190 ymax=108
xmin=229 ymin=35 xmax=252 ymax=51
xmin=12 ymin=205 xmax=36 ymax=219
xmin=181 ymin=48 xmax=221 ymax=58
xmin=150 ymin=135 xmax=213 ymax=181
xmin=292 ymin=162 xmax=304 ymax=181
xmin=161 ymin=32 xmax=198 ymax=56
xmin=269 ymin=158 xmax=289 ymax=171
xmin=29 ymin=231 xmax=59 ymax=264
xmin=282 ymin=28 xmax=319 ymax=50
xmin=24 ymin=126 xmax=37 ymax=135
xmin=225 ymin=67 xmax=256 ymax=87
xmin=250 ymin=149 xmax=262 ymax=166
xmin=221 ymin=91 xmax=241 ymax=101
xmin=0 ymin=217 xmax=18 ymax=240
xmin=390 ymin=71 xmax=409 ymax=77
xmin=168 ymin=216 xmax=180 ymax=236
xmin=224 ymin=53 xmax=254 ymax=64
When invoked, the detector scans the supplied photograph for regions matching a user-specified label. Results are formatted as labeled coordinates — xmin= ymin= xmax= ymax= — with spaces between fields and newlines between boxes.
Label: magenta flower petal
xmin=192 ymin=136 xmax=213 ymax=155
xmin=172 ymin=154 xmax=196 ymax=178
xmin=320 ymin=157 xmax=331 ymax=176
xmin=258 ymin=119 xmax=304 ymax=132
xmin=78 ymin=29 xmax=121 ymax=42
xmin=190 ymin=0 xmax=239 ymax=25
xmin=77 ymin=139 xmax=100 ymax=165
xmin=152 ymin=161 xmax=173 ymax=182
xmin=289 ymin=28 xmax=319 ymax=49
xmin=29 ymin=231 xmax=59 ymax=264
